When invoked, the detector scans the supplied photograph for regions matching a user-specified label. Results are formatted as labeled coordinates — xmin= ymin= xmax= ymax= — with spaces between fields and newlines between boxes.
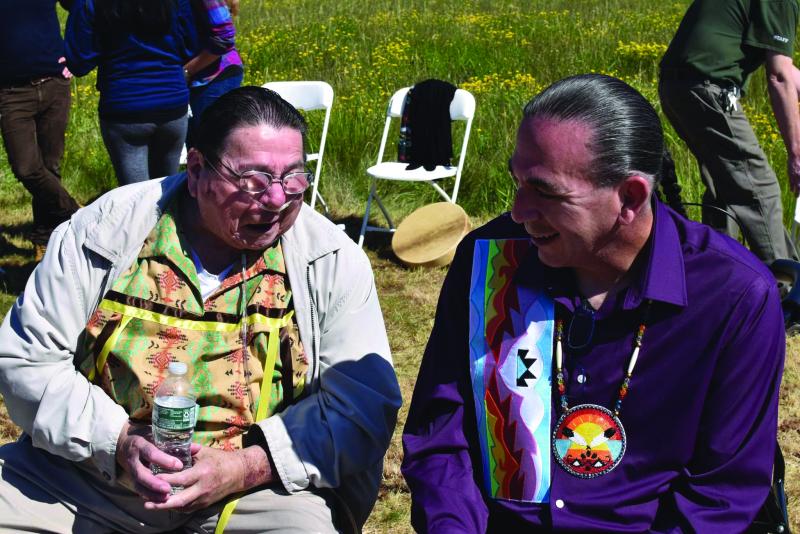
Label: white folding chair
xmin=792 ymin=196 xmax=800 ymax=246
xmin=263 ymin=80 xmax=334 ymax=213
xmin=179 ymin=104 xmax=193 ymax=166
xmin=358 ymin=86 xmax=475 ymax=247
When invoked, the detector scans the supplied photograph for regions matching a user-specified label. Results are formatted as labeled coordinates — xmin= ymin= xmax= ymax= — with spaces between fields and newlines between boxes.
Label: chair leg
xmin=373 ymin=193 xmax=395 ymax=230
xmin=309 ymin=180 xmax=320 ymax=211
xmin=358 ymin=179 xmax=377 ymax=248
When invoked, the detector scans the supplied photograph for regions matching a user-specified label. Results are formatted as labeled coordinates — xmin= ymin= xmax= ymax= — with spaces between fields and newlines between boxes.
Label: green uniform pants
xmin=659 ymin=78 xmax=797 ymax=263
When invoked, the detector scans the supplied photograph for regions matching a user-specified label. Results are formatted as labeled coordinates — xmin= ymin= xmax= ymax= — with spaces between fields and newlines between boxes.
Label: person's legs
xmin=37 ymin=78 xmax=70 ymax=185
xmin=659 ymin=79 xmax=797 ymax=262
xmin=187 ymin=71 xmax=244 ymax=148
xmin=35 ymin=78 xmax=80 ymax=239
xmin=0 ymin=436 xmax=188 ymax=534
xmin=0 ymin=465 xmax=80 ymax=533
xmin=0 ymin=79 xmax=79 ymax=246
xmin=188 ymin=485 xmax=340 ymax=534
xmin=148 ymin=113 xmax=188 ymax=179
xmin=712 ymin=97 xmax=799 ymax=261
xmin=659 ymin=79 xmax=737 ymax=235
xmin=100 ymin=119 xmax=154 ymax=186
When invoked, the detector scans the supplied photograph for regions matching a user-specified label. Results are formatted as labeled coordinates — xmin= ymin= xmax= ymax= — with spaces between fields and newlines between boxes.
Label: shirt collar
xmin=622 ymin=199 xmax=687 ymax=310
xmin=137 ymin=192 xmax=287 ymax=302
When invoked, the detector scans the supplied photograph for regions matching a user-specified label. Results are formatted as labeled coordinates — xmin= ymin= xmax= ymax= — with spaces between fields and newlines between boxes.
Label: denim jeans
xmin=0 ymin=76 xmax=80 ymax=245
xmin=100 ymin=114 xmax=188 ymax=186
xmin=186 ymin=70 xmax=244 ymax=148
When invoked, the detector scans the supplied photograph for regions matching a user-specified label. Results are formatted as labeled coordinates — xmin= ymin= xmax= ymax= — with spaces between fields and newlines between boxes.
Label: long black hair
xmin=523 ymin=74 xmax=665 ymax=188
xmin=94 ymin=0 xmax=178 ymax=37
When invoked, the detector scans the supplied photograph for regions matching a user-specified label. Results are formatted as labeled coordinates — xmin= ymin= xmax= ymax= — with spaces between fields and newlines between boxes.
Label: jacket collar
xmin=84 ymin=173 xmax=186 ymax=262
xmin=280 ymin=203 xmax=343 ymax=264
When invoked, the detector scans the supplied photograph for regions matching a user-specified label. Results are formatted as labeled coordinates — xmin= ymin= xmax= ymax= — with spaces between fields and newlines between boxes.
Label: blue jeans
xmin=100 ymin=114 xmax=188 ymax=186
xmin=187 ymin=70 xmax=244 ymax=148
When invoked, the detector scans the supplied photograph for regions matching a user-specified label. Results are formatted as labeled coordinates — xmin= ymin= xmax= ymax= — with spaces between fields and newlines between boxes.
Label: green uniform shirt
xmin=661 ymin=0 xmax=798 ymax=92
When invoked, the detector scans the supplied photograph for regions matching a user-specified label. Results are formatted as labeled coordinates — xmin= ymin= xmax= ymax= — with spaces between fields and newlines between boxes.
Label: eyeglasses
xmin=567 ymin=300 xmax=595 ymax=350
xmin=204 ymin=157 xmax=311 ymax=196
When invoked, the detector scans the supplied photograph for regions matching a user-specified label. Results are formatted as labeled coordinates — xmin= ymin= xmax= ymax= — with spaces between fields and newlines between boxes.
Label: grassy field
xmin=0 ymin=0 xmax=799 ymax=531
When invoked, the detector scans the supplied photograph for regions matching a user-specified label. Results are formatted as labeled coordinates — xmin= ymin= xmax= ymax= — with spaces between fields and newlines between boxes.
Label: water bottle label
xmin=153 ymin=403 xmax=197 ymax=431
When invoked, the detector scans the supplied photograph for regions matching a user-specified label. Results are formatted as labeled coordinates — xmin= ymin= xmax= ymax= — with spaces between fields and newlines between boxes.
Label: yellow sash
xmin=87 ymin=298 xmax=289 ymax=533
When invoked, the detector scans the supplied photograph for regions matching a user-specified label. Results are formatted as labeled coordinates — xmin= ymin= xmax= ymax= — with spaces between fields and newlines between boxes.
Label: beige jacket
xmin=0 ymin=173 xmax=401 ymax=526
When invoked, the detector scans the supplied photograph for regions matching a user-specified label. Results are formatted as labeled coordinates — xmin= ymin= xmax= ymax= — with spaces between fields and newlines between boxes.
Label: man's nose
xmin=257 ymin=182 xmax=288 ymax=210
xmin=510 ymin=189 xmax=540 ymax=223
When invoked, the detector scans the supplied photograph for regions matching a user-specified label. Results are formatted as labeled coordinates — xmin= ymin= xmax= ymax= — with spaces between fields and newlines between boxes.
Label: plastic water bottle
xmin=151 ymin=361 xmax=197 ymax=491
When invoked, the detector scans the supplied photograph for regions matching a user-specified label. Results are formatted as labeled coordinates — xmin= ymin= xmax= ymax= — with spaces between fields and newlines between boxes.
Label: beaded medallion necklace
xmin=551 ymin=300 xmax=652 ymax=478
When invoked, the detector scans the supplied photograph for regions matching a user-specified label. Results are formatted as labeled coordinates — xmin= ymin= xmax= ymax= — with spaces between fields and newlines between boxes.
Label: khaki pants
xmin=659 ymin=78 xmax=798 ymax=263
xmin=0 ymin=436 xmax=340 ymax=534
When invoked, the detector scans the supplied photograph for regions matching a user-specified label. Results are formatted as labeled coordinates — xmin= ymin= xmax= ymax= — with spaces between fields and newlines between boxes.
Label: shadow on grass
xmin=0 ymin=222 xmax=33 ymax=250
xmin=332 ymin=214 xmax=404 ymax=264
xmin=0 ymin=262 xmax=36 ymax=296
xmin=0 ymin=227 xmax=37 ymax=295
xmin=0 ymin=236 xmax=27 ymax=258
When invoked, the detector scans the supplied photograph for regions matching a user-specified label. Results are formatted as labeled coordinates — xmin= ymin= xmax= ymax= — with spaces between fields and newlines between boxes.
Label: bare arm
xmin=791 ymin=63 xmax=800 ymax=100
xmin=183 ymin=50 xmax=221 ymax=81
xmin=766 ymin=51 xmax=800 ymax=194
xmin=184 ymin=0 xmax=237 ymax=81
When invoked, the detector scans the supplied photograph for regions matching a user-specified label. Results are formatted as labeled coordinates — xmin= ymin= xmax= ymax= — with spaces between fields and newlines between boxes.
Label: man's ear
xmin=617 ymin=174 xmax=652 ymax=225
xmin=186 ymin=148 xmax=203 ymax=197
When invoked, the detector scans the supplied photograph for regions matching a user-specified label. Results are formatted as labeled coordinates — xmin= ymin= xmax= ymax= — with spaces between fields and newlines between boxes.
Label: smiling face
xmin=186 ymin=124 xmax=305 ymax=251
xmin=510 ymin=116 xmax=625 ymax=274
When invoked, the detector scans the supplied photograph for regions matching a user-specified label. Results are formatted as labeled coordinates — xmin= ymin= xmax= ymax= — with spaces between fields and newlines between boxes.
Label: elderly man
xmin=402 ymin=74 xmax=785 ymax=532
xmin=659 ymin=0 xmax=800 ymax=264
xmin=0 ymin=86 xmax=401 ymax=533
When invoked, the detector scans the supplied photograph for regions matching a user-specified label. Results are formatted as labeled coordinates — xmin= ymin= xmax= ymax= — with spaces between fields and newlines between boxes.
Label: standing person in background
xmin=0 ymin=0 xmax=81 ymax=261
xmin=659 ymin=0 xmax=800 ymax=264
xmin=184 ymin=0 xmax=244 ymax=147
xmin=65 ymin=0 xmax=197 ymax=186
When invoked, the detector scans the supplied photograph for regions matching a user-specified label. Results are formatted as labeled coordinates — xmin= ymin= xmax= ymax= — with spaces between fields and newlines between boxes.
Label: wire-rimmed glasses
xmin=204 ymin=157 xmax=311 ymax=196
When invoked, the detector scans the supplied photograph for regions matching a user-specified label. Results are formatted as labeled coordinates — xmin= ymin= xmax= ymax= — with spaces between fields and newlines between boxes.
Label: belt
xmin=0 ymin=76 xmax=55 ymax=89
xmin=659 ymin=68 xmax=704 ymax=82
xmin=660 ymin=70 xmax=740 ymax=93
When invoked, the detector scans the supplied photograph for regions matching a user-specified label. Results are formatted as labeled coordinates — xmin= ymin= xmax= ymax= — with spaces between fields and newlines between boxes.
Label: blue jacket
xmin=0 ymin=0 xmax=70 ymax=86
xmin=65 ymin=0 xmax=197 ymax=122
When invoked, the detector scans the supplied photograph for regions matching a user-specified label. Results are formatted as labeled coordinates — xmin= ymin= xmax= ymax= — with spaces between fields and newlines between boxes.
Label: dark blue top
xmin=65 ymin=0 xmax=197 ymax=122
xmin=402 ymin=200 xmax=785 ymax=532
xmin=0 ymin=0 xmax=70 ymax=87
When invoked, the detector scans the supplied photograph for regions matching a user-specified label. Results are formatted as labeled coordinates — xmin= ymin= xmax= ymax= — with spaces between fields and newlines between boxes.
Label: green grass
xmin=1 ymin=0 xmax=799 ymax=532
xmin=36 ymin=0 xmax=795 ymax=223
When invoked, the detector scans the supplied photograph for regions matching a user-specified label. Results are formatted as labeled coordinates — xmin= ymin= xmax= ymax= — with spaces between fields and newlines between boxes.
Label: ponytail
xmin=657 ymin=149 xmax=688 ymax=217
